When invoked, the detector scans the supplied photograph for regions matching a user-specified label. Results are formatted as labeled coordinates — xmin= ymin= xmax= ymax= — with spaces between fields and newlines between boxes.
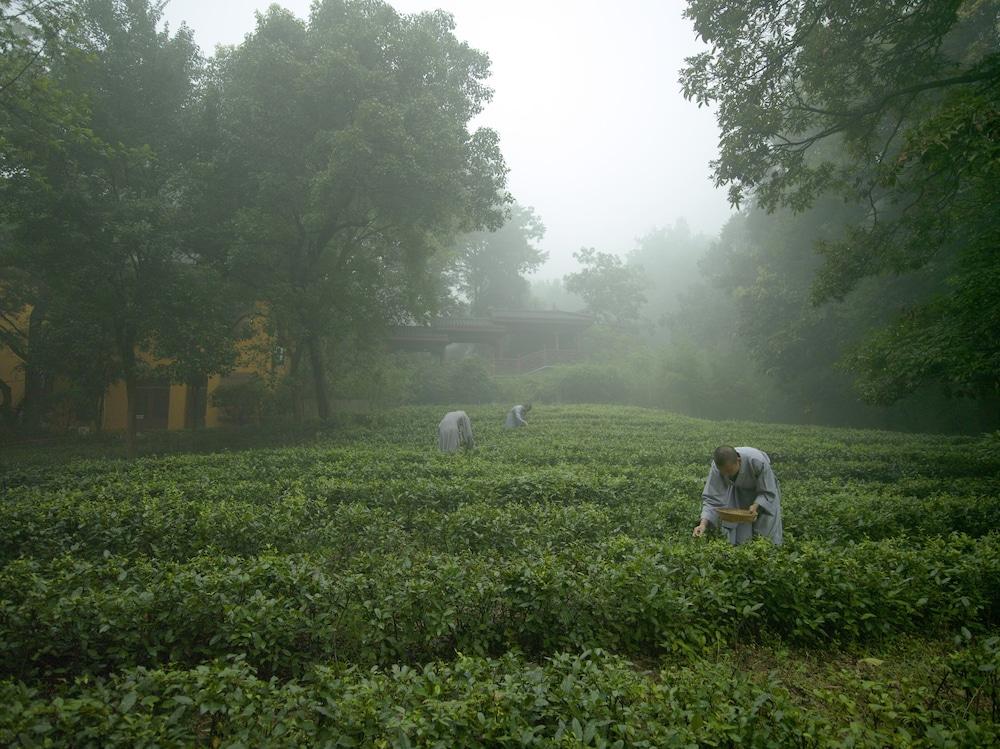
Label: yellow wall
xmin=0 ymin=346 xmax=25 ymax=407
xmin=167 ymin=384 xmax=187 ymax=430
xmin=102 ymin=381 xmax=129 ymax=432
xmin=200 ymin=311 xmax=288 ymax=429
xmin=96 ymin=308 xmax=284 ymax=432
xmin=0 ymin=307 xmax=29 ymax=412
xmin=101 ymin=383 xmax=194 ymax=432
xmin=7 ymin=304 xmax=286 ymax=432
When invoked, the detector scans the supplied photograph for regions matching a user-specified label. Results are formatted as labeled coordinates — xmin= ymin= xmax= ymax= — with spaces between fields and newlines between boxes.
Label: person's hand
xmin=692 ymin=521 xmax=708 ymax=538
xmin=748 ymin=503 xmax=759 ymax=521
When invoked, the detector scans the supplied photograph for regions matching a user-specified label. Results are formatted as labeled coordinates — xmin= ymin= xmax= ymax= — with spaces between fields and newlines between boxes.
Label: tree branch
xmin=0 ymin=46 xmax=43 ymax=94
xmin=789 ymin=64 xmax=1000 ymax=120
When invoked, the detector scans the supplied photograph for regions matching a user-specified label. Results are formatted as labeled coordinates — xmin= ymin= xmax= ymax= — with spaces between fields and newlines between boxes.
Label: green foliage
xmin=626 ymin=219 xmax=711 ymax=341
xmin=564 ymin=249 xmax=646 ymax=327
xmin=498 ymin=328 xmax=773 ymax=423
xmin=456 ymin=203 xmax=548 ymax=315
xmin=528 ymin=278 xmax=584 ymax=312
xmin=408 ymin=356 xmax=500 ymax=405
xmin=670 ymin=200 xmax=999 ymax=431
xmin=208 ymin=0 xmax=509 ymax=418
xmin=3 ymin=0 xmax=512 ymax=433
xmin=332 ymin=353 xmax=500 ymax=407
xmin=681 ymin=0 xmax=1000 ymax=407
xmin=4 ymin=648 xmax=997 ymax=747
xmin=502 ymin=364 xmax=635 ymax=405
xmin=0 ymin=405 xmax=999 ymax=743
xmin=0 ymin=534 xmax=997 ymax=683
xmin=1 ymin=0 xmax=244 ymax=449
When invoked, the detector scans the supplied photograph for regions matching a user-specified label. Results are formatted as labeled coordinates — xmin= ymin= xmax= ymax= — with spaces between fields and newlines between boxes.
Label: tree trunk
xmin=185 ymin=378 xmax=206 ymax=430
xmin=20 ymin=303 xmax=49 ymax=430
xmin=288 ymin=345 xmax=304 ymax=424
xmin=94 ymin=390 xmax=105 ymax=434
xmin=0 ymin=378 xmax=13 ymax=428
xmin=306 ymin=334 xmax=331 ymax=420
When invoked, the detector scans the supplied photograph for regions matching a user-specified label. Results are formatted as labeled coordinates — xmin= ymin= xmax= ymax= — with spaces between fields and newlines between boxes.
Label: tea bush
xmin=1 ymin=405 xmax=998 ymax=745
xmin=3 ymin=649 xmax=998 ymax=748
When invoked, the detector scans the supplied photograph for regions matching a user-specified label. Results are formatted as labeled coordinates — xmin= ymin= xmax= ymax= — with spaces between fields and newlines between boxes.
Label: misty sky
xmin=161 ymin=0 xmax=733 ymax=279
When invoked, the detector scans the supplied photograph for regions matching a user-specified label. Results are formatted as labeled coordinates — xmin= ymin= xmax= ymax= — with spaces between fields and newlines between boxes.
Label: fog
xmin=162 ymin=0 xmax=733 ymax=278
xmin=4 ymin=0 xmax=992 ymax=439
xmin=2 ymin=7 xmax=997 ymax=739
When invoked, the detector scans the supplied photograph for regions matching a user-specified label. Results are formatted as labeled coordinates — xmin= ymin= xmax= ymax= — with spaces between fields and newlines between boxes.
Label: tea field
xmin=1 ymin=405 xmax=998 ymax=747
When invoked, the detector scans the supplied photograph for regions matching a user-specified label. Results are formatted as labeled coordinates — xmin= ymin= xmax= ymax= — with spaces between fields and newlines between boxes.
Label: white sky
xmin=162 ymin=0 xmax=733 ymax=279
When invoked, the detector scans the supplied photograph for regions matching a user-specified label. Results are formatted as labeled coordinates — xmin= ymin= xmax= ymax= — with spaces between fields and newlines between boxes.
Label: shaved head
xmin=713 ymin=445 xmax=739 ymax=468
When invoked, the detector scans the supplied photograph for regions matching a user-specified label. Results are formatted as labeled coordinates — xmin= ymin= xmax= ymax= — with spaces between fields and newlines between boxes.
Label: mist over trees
xmin=1 ymin=0 xmax=509 ymax=448
xmin=2 ymin=0 xmax=243 ymax=455
xmin=455 ymin=203 xmax=546 ymax=315
xmin=1 ymin=0 xmax=997 ymax=436
xmin=205 ymin=2 xmax=508 ymax=421
xmin=564 ymin=247 xmax=646 ymax=328
xmin=679 ymin=0 xmax=1000 ymax=425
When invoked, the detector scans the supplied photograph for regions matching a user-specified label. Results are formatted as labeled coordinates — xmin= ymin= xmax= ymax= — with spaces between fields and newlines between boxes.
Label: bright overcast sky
xmin=161 ymin=0 xmax=733 ymax=279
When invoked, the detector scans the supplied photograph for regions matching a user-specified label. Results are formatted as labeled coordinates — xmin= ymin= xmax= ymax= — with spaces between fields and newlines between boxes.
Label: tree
xmin=1 ymin=0 xmax=89 ymax=427
xmin=626 ymin=219 xmax=711 ymax=341
xmin=681 ymin=0 xmax=1000 ymax=407
xmin=564 ymin=248 xmax=646 ymax=327
xmin=455 ymin=203 xmax=547 ymax=315
xmin=675 ymin=198 xmax=995 ymax=432
xmin=1 ymin=0 xmax=243 ymax=453
xmin=209 ymin=1 xmax=508 ymax=420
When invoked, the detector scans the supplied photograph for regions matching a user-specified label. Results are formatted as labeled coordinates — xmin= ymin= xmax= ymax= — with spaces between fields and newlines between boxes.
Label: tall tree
xmin=456 ymin=203 xmax=547 ymax=315
xmin=626 ymin=219 xmax=711 ymax=341
xmin=1 ymin=0 xmax=88 ymax=427
xmin=682 ymin=0 xmax=1000 ymax=409
xmin=210 ymin=1 xmax=508 ymax=420
xmin=564 ymin=248 xmax=646 ymax=327
xmin=2 ymin=0 xmax=241 ymax=452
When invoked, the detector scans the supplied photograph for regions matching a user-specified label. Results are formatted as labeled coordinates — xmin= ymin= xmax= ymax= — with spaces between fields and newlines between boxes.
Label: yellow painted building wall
xmin=101 ymin=381 xmax=130 ymax=431
xmin=167 ymin=385 xmax=187 ymax=430
xmin=98 ymin=310 xmax=284 ymax=431
xmin=0 ymin=345 xmax=26 ymax=407
xmin=0 ymin=307 xmax=30 ymax=414
xmin=102 ymin=382 xmax=203 ymax=432
xmin=4 ymin=304 xmax=284 ymax=432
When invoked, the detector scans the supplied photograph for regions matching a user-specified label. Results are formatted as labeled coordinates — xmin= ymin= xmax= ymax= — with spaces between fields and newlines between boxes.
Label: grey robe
xmin=438 ymin=411 xmax=474 ymax=453
xmin=700 ymin=446 xmax=783 ymax=546
xmin=504 ymin=405 xmax=528 ymax=428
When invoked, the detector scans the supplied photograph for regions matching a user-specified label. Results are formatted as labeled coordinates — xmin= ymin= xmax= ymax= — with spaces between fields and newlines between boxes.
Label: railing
xmin=494 ymin=348 xmax=580 ymax=376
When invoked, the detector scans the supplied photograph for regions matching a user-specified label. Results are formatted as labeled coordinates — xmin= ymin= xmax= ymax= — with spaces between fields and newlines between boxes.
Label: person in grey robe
xmin=692 ymin=445 xmax=783 ymax=546
xmin=504 ymin=403 xmax=531 ymax=428
xmin=438 ymin=410 xmax=475 ymax=453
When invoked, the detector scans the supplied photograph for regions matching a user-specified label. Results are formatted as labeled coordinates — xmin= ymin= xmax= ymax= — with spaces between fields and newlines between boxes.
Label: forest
xmin=2 ymin=0 xmax=997 ymax=446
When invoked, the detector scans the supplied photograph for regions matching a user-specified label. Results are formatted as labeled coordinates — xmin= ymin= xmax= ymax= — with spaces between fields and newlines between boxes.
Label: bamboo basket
xmin=717 ymin=508 xmax=755 ymax=524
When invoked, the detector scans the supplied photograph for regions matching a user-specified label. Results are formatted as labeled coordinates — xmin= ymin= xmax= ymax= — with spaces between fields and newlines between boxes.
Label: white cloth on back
xmin=504 ymin=405 xmax=528 ymax=428
xmin=439 ymin=411 xmax=474 ymax=453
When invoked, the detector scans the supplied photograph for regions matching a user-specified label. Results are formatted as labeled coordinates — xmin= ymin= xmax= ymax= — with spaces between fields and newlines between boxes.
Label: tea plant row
xmin=2 ymin=535 xmax=996 ymax=684
xmin=3 ymin=643 xmax=998 ymax=748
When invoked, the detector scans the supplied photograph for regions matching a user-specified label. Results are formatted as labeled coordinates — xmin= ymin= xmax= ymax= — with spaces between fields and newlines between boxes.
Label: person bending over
xmin=693 ymin=445 xmax=783 ymax=545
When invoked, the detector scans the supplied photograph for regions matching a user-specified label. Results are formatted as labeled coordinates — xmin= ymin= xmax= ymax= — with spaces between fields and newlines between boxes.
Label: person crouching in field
xmin=693 ymin=445 xmax=783 ymax=546
xmin=439 ymin=410 xmax=475 ymax=453
xmin=504 ymin=403 xmax=531 ymax=428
